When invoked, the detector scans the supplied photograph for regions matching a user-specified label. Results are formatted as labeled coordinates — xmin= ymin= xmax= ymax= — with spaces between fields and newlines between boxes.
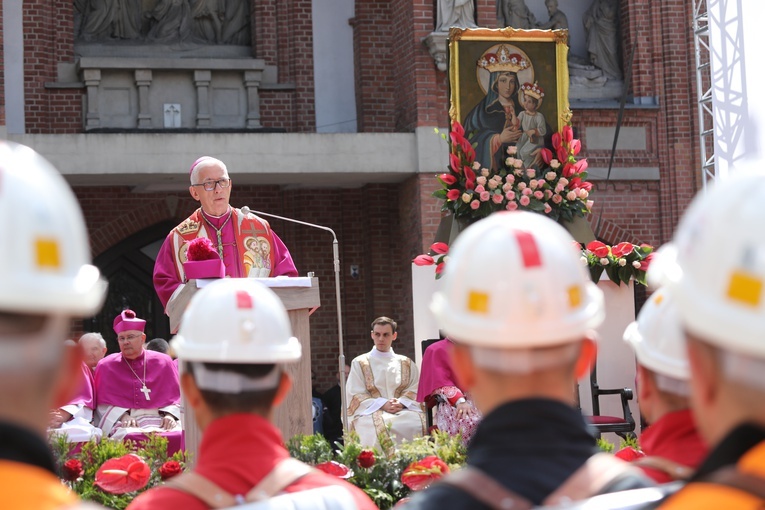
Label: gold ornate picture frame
xmin=448 ymin=28 xmax=571 ymax=171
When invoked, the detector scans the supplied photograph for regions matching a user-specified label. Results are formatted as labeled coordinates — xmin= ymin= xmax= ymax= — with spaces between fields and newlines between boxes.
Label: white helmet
xmin=623 ymin=287 xmax=688 ymax=380
xmin=431 ymin=211 xmax=604 ymax=348
xmin=172 ymin=278 xmax=301 ymax=363
xmin=648 ymin=171 xmax=765 ymax=359
xmin=0 ymin=142 xmax=106 ymax=317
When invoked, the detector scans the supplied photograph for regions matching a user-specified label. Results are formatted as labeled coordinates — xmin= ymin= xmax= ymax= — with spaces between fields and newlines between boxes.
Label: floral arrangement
xmin=415 ymin=240 xmax=655 ymax=286
xmin=51 ymin=433 xmax=188 ymax=510
xmin=581 ymin=241 xmax=654 ymax=286
xmin=433 ymin=121 xmax=593 ymax=223
xmin=287 ymin=430 xmax=465 ymax=509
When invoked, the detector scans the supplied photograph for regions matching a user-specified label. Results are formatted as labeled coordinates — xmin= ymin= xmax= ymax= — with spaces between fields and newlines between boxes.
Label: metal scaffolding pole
xmin=693 ymin=0 xmax=715 ymax=190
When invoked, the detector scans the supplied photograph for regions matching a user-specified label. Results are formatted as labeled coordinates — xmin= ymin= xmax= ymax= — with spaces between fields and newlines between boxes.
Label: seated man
xmin=78 ymin=332 xmax=107 ymax=371
xmin=616 ymin=287 xmax=708 ymax=482
xmin=347 ymin=317 xmax=425 ymax=450
xmin=95 ymin=310 xmax=183 ymax=453
xmin=417 ymin=338 xmax=481 ymax=444
xmin=49 ymin=341 xmax=103 ymax=443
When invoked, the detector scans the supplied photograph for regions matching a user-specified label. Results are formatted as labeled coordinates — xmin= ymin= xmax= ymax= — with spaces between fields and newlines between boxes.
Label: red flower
xmin=540 ymin=148 xmax=553 ymax=165
xmin=159 ymin=460 xmax=183 ymax=481
xmin=187 ymin=237 xmax=221 ymax=262
xmin=357 ymin=450 xmax=376 ymax=469
xmin=449 ymin=153 xmax=462 ymax=174
xmin=439 ymin=173 xmax=457 ymax=186
xmin=562 ymin=163 xmax=575 ymax=178
xmin=563 ymin=125 xmax=574 ymax=143
xmin=579 ymin=181 xmax=593 ymax=191
xmin=611 ymin=242 xmax=635 ymax=258
xmin=465 ymin=179 xmax=475 ymax=191
xmin=435 ymin=262 xmax=445 ymax=275
xmin=570 ymin=139 xmax=581 ymax=156
xmin=451 ymin=121 xmax=465 ymax=138
xmin=430 ymin=242 xmax=449 ymax=254
xmin=640 ymin=252 xmax=654 ymax=271
xmin=615 ymin=447 xmax=645 ymax=462
xmin=587 ymin=241 xmax=610 ymax=258
xmin=315 ymin=461 xmax=353 ymax=479
xmin=557 ymin=146 xmax=569 ymax=164
xmin=94 ymin=454 xmax=151 ymax=494
xmin=449 ymin=131 xmax=462 ymax=148
xmin=401 ymin=456 xmax=450 ymax=491
xmin=413 ymin=254 xmax=435 ymax=266
xmin=463 ymin=165 xmax=476 ymax=183
xmin=573 ymin=159 xmax=588 ymax=175
xmin=446 ymin=189 xmax=461 ymax=201
xmin=552 ymin=132 xmax=562 ymax=151
xmin=569 ymin=177 xmax=583 ymax=190
xmin=62 ymin=459 xmax=83 ymax=482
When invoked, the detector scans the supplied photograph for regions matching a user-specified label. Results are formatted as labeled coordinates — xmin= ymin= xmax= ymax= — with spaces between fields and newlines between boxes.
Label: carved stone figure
xmin=436 ymin=0 xmax=477 ymax=32
xmin=80 ymin=0 xmax=142 ymax=40
xmin=220 ymin=0 xmax=251 ymax=45
xmin=537 ymin=0 xmax=568 ymax=30
xmin=496 ymin=0 xmax=537 ymax=29
xmin=146 ymin=0 xmax=192 ymax=42
xmin=192 ymin=0 xmax=225 ymax=43
xmin=583 ymin=0 xmax=622 ymax=80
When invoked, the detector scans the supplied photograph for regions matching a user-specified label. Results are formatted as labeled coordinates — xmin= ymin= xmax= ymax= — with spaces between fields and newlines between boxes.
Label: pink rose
xmin=480 ymin=191 xmax=491 ymax=202
xmin=586 ymin=200 xmax=594 ymax=210
xmin=507 ymin=145 xmax=518 ymax=155
xmin=529 ymin=179 xmax=538 ymax=189
xmin=487 ymin=180 xmax=498 ymax=190
xmin=481 ymin=168 xmax=490 ymax=177
xmin=505 ymin=191 xmax=516 ymax=200
xmin=544 ymin=203 xmax=552 ymax=214
xmin=526 ymin=168 xmax=536 ymax=178
xmin=550 ymin=159 xmax=560 ymax=169
xmin=552 ymin=194 xmax=563 ymax=204
xmin=474 ymin=184 xmax=485 ymax=194
xmin=517 ymin=182 xmax=527 ymax=190
xmin=514 ymin=159 xmax=523 ymax=169
xmin=470 ymin=200 xmax=480 ymax=210
xmin=492 ymin=193 xmax=504 ymax=204
xmin=502 ymin=183 xmax=512 ymax=193
xmin=566 ymin=191 xmax=577 ymax=201
xmin=506 ymin=201 xmax=519 ymax=211
xmin=559 ymin=177 xmax=569 ymax=186
xmin=505 ymin=174 xmax=515 ymax=184
xmin=472 ymin=161 xmax=481 ymax=170
xmin=476 ymin=176 xmax=487 ymax=186
xmin=533 ymin=190 xmax=544 ymax=200
xmin=544 ymin=190 xmax=553 ymax=200
xmin=519 ymin=196 xmax=530 ymax=206
xmin=522 ymin=188 xmax=532 ymax=196
xmin=554 ymin=183 xmax=565 ymax=193
xmin=578 ymin=189 xmax=589 ymax=199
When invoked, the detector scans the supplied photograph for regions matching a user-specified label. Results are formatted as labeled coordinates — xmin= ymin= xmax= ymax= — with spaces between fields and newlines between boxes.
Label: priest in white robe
xmin=346 ymin=317 xmax=426 ymax=451
xmin=94 ymin=310 xmax=183 ymax=454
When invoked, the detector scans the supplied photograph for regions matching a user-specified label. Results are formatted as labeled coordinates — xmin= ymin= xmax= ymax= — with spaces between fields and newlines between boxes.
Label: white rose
xmin=545 ymin=171 xmax=556 ymax=181
xmin=600 ymin=258 xmax=609 ymax=266
xmin=461 ymin=193 xmax=471 ymax=203
xmin=619 ymin=258 xmax=627 ymax=267
xmin=566 ymin=191 xmax=577 ymax=201
xmin=632 ymin=261 xmax=641 ymax=269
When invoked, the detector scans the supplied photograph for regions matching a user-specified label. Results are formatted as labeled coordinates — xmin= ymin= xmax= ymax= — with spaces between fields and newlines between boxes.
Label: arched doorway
xmin=85 ymin=221 xmax=177 ymax=354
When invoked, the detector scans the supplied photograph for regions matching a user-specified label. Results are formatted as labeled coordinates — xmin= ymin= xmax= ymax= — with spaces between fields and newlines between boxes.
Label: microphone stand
xmin=241 ymin=207 xmax=349 ymax=432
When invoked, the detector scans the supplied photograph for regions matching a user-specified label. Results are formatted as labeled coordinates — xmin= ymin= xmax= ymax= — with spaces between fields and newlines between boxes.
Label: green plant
xmin=596 ymin=437 xmax=615 ymax=453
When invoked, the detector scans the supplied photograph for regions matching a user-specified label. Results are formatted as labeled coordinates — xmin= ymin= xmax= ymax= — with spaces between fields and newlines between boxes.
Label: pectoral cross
xmin=140 ymin=385 xmax=152 ymax=401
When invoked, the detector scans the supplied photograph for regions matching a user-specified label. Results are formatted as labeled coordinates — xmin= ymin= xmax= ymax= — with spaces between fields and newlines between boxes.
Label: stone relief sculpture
xmin=537 ymin=0 xmax=568 ymax=30
xmin=75 ymin=0 xmax=250 ymax=45
xmin=435 ymin=0 xmax=477 ymax=32
xmin=79 ymin=0 xmax=142 ymax=40
xmin=146 ymin=0 xmax=192 ymax=42
xmin=583 ymin=0 xmax=622 ymax=80
xmin=496 ymin=0 xmax=537 ymax=29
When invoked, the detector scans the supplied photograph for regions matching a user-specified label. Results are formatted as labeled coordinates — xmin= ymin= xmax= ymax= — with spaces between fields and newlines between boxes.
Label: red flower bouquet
xmin=401 ymin=455 xmax=451 ymax=491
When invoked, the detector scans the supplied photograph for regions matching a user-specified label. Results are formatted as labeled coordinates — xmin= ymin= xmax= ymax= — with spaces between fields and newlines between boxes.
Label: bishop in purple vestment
xmin=95 ymin=310 xmax=183 ymax=453
xmin=49 ymin=354 xmax=102 ymax=442
xmin=153 ymin=156 xmax=298 ymax=310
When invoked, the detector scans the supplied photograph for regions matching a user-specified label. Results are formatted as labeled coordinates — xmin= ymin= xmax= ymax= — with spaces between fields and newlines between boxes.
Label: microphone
xmin=241 ymin=206 xmax=349 ymax=431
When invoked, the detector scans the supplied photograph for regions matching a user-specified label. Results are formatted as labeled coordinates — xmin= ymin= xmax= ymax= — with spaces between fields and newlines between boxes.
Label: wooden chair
xmin=585 ymin=365 xmax=636 ymax=440
xmin=420 ymin=338 xmax=442 ymax=431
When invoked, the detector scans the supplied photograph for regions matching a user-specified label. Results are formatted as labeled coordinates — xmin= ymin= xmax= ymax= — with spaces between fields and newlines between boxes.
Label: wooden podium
xmin=167 ymin=277 xmax=321 ymax=463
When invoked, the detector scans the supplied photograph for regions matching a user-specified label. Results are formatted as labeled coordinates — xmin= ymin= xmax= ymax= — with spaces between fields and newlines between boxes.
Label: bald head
xmin=79 ymin=332 xmax=107 ymax=369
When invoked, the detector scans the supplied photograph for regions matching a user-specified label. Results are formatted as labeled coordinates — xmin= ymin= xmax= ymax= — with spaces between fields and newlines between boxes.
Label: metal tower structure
xmin=693 ymin=0 xmax=715 ymax=189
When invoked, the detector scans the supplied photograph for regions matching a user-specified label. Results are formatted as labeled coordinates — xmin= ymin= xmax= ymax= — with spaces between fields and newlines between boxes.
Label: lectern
xmin=167 ymin=277 xmax=320 ymax=463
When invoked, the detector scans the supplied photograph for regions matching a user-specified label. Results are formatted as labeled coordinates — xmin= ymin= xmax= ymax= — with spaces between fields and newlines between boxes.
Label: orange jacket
xmin=0 ymin=460 xmax=78 ymax=510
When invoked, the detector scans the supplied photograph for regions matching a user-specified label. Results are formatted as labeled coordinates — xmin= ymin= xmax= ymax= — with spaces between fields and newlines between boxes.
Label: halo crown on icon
xmin=521 ymin=81 xmax=545 ymax=101
xmin=477 ymin=45 xmax=529 ymax=73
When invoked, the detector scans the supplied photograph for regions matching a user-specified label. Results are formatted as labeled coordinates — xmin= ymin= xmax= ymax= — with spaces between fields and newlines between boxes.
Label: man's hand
xmin=120 ymin=413 xmax=138 ymax=428
xmin=160 ymin=415 xmax=177 ymax=430
xmin=455 ymin=402 xmax=474 ymax=419
xmin=49 ymin=409 xmax=73 ymax=429
xmin=382 ymin=399 xmax=404 ymax=414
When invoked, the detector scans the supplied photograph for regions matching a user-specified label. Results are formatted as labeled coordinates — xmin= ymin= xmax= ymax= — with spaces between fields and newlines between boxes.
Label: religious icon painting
xmin=448 ymin=28 xmax=570 ymax=172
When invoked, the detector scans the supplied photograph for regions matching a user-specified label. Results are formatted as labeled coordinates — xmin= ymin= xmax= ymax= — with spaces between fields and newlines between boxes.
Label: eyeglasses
xmin=191 ymin=178 xmax=231 ymax=191
xmin=117 ymin=334 xmax=141 ymax=342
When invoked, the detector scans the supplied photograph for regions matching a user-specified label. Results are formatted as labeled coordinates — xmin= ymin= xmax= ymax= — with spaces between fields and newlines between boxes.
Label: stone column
xmin=243 ymin=70 xmax=262 ymax=129
xmin=135 ymin=70 xmax=153 ymax=129
xmin=83 ymin=69 xmax=102 ymax=130
xmin=194 ymin=70 xmax=212 ymax=128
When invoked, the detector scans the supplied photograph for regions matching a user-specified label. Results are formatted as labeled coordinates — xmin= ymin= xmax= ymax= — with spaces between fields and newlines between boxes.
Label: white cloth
xmin=516 ymin=110 xmax=547 ymax=169
xmin=96 ymin=405 xmax=181 ymax=438
xmin=49 ymin=404 xmax=103 ymax=443
xmin=346 ymin=348 xmax=425 ymax=450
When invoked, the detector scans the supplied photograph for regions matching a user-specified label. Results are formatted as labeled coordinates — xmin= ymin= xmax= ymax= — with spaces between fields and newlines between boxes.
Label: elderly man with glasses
xmin=153 ymin=156 xmax=298 ymax=311
xmin=94 ymin=310 xmax=183 ymax=454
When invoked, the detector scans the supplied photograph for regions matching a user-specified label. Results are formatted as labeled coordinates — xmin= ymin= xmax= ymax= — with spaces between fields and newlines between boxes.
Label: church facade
xmin=0 ymin=0 xmax=698 ymax=390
